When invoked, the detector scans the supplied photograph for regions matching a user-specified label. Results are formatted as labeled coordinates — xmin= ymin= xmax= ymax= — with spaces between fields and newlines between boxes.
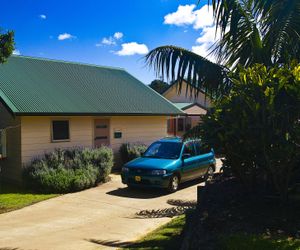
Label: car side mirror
xmin=182 ymin=153 xmax=191 ymax=160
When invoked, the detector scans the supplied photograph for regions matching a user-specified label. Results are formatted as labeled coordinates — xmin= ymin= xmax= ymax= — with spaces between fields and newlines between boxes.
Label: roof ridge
xmin=123 ymin=70 xmax=183 ymax=114
xmin=11 ymin=55 xmax=125 ymax=71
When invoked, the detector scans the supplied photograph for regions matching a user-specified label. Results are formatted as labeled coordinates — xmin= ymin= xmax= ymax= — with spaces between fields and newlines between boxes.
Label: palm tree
xmin=146 ymin=0 xmax=300 ymax=98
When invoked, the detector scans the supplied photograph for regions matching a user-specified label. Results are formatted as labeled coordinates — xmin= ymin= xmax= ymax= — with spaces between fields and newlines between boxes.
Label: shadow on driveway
xmin=106 ymin=187 xmax=168 ymax=199
xmin=134 ymin=199 xmax=196 ymax=218
xmin=106 ymin=178 xmax=205 ymax=199
xmin=86 ymin=198 xmax=195 ymax=248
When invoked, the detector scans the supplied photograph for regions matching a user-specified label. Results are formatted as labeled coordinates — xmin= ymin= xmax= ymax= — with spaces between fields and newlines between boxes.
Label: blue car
xmin=121 ymin=137 xmax=216 ymax=192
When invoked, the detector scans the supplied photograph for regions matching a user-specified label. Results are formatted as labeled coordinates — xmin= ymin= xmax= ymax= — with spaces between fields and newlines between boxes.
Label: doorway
xmin=94 ymin=119 xmax=110 ymax=147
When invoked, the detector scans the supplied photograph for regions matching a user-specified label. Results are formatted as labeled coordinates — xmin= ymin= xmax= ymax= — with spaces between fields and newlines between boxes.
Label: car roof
xmin=158 ymin=137 xmax=201 ymax=144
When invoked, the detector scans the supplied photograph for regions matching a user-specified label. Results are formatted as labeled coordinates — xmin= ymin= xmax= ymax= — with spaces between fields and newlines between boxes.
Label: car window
xmin=195 ymin=141 xmax=211 ymax=155
xmin=183 ymin=142 xmax=196 ymax=158
xmin=194 ymin=141 xmax=202 ymax=155
xmin=143 ymin=141 xmax=182 ymax=159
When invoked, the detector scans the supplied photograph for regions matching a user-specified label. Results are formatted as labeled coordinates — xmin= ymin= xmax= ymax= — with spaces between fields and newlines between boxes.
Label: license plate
xmin=135 ymin=176 xmax=141 ymax=182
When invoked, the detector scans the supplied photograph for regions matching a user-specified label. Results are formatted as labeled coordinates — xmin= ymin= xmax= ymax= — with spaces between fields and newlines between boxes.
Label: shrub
xmin=119 ymin=143 xmax=147 ymax=164
xmin=24 ymin=147 xmax=114 ymax=193
xmin=187 ymin=63 xmax=300 ymax=202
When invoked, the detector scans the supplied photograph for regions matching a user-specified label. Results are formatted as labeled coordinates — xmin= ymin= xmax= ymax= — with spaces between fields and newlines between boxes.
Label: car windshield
xmin=143 ymin=141 xmax=182 ymax=159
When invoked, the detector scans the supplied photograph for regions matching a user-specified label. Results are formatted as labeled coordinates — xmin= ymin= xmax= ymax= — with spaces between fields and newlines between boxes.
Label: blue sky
xmin=1 ymin=0 xmax=217 ymax=84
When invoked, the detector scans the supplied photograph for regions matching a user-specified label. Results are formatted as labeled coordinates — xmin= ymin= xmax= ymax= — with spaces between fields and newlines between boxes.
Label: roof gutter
xmin=14 ymin=112 xmax=184 ymax=117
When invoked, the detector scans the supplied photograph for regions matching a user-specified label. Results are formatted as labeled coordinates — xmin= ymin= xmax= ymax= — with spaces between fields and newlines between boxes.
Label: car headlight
xmin=151 ymin=169 xmax=167 ymax=175
xmin=122 ymin=167 xmax=129 ymax=173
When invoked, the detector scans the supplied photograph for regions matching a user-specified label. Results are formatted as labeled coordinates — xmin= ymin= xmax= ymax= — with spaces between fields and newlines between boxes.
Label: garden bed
xmin=181 ymin=176 xmax=300 ymax=250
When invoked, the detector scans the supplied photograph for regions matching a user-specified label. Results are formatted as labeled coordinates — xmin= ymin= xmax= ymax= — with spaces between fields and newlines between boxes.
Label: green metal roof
xmin=0 ymin=56 xmax=183 ymax=116
xmin=173 ymin=103 xmax=193 ymax=110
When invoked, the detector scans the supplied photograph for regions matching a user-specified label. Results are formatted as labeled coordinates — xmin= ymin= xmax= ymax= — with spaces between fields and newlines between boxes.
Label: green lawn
xmin=0 ymin=183 xmax=58 ymax=214
xmin=221 ymin=234 xmax=300 ymax=250
xmin=122 ymin=215 xmax=185 ymax=250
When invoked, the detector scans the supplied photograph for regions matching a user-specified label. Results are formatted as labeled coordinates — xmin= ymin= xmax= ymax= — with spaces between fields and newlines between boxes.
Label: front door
xmin=94 ymin=119 xmax=110 ymax=147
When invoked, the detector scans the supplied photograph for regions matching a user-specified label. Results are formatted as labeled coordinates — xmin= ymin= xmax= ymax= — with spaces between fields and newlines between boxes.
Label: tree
xmin=146 ymin=0 xmax=300 ymax=98
xmin=185 ymin=63 xmax=300 ymax=201
xmin=0 ymin=30 xmax=14 ymax=64
xmin=149 ymin=79 xmax=169 ymax=94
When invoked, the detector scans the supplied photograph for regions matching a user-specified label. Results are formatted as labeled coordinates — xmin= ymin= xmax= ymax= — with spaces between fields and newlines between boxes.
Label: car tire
xmin=205 ymin=166 xmax=214 ymax=181
xmin=168 ymin=175 xmax=180 ymax=193
xmin=127 ymin=184 xmax=135 ymax=189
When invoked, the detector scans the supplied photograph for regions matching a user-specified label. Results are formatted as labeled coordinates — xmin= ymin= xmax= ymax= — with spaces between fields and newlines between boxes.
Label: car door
xmin=181 ymin=142 xmax=199 ymax=181
xmin=194 ymin=141 xmax=214 ymax=176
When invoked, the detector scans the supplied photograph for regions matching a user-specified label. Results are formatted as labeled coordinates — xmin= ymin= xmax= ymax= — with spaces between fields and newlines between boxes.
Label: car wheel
xmin=168 ymin=175 xmax=180 ymax=193
xmin=127 ymin=184 xmax=135 ymax=189
xmin=205 ymin=166 xmax=214 ymax=181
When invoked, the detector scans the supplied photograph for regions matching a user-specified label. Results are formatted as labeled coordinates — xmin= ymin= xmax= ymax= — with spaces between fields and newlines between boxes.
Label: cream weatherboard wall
xmin=21 ymin=116 xmax=167 ymax=165
xmin=163 ymin=81 xmax=211 ymax=107
xmin=21 ymin=116 xmax=94 ymax=164
xmin=109 ymin=116 xmax=167 ymax=151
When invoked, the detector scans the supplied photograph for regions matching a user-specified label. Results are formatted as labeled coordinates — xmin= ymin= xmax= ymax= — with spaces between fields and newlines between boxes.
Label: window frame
xmin=51 ymin=119 xmax=70 ymax=142
xmin=182 ymin=142 xmax=196 ymax=158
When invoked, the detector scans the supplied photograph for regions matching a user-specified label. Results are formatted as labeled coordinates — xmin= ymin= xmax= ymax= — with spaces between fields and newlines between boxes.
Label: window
xmin=194 ymin=141 xmax=201 ymax=155
xmin=51 ymin=120 xmax=70 ymax=141
xmin=194 ymin=141 xmax=211 ymax=155
xmin=177 ymin=118 xmax=184 ymax=132
xmin=144 ymin=141 xmax=182 ymax=159
xmin=183 ymin=142 xmax=196 ymax=158
xmin=0 ymin=130 xmax=7 ymax=158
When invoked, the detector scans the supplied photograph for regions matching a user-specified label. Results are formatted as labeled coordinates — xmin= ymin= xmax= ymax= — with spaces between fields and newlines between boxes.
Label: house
xmin=0 ymin=56 xmax=182 ymax=183
xmin=162 ymin=81 xmax=211 ymax=137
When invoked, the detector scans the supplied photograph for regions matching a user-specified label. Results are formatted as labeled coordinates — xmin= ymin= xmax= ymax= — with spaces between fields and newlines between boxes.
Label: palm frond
xmin=145 ymin=45 xmax=231 ymax=99
xmin=208 ymin=0 xmax=300 ymax=66
xmin=261 ymin=0 xmax=300 ymax=63
xmin=208 ymin=0 xmax=269 ymax=67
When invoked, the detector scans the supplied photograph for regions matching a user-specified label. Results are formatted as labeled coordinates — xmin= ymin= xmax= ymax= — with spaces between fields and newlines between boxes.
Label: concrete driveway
xmin=0 ymin=160 xmax=221 ymax=250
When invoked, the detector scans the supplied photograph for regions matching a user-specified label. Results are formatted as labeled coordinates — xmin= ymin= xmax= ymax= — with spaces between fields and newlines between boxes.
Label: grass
xmin=221 ymin=234 xmax=300 ymax=250
xmin=121 ymin=215 xmax=186 ymax=250
xmin=0 ymin=183 xmax=58 ymax=213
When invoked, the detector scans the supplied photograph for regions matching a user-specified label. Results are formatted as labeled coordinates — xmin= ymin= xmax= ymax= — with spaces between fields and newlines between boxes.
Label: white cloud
xmin=39 ymin=14 xmax=47 ymax=19
xmin=96 ymin=32 xmax=124 ymax=47
xmin=164 ymin=4 xmax=196 ymax=26
xmin=164 ymin=4 xmax=218 ymax=61
xmin=12 ymin=50 xmax=21 ymax=55
xmin=192 ymin=44 xmax=216 ymax=62
xmin=97 ymin=37 xmax=116 ymax=46
xmin=196 ymin=26 xmax=220 ymax=44
xmin=192 ymin=27 xmax=219 ymax=62
xmin=164 ymin=4 xmax=214 ymax=29
xmin=115 ymin=42 xmax=149 ymax=56
xmin=114 ymin=32 xmax=123 ymax=40
xmin=193 ymin=5 xmax=214 ymax=29
xmin=58 ymin=33 xmax=76 ymax=41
